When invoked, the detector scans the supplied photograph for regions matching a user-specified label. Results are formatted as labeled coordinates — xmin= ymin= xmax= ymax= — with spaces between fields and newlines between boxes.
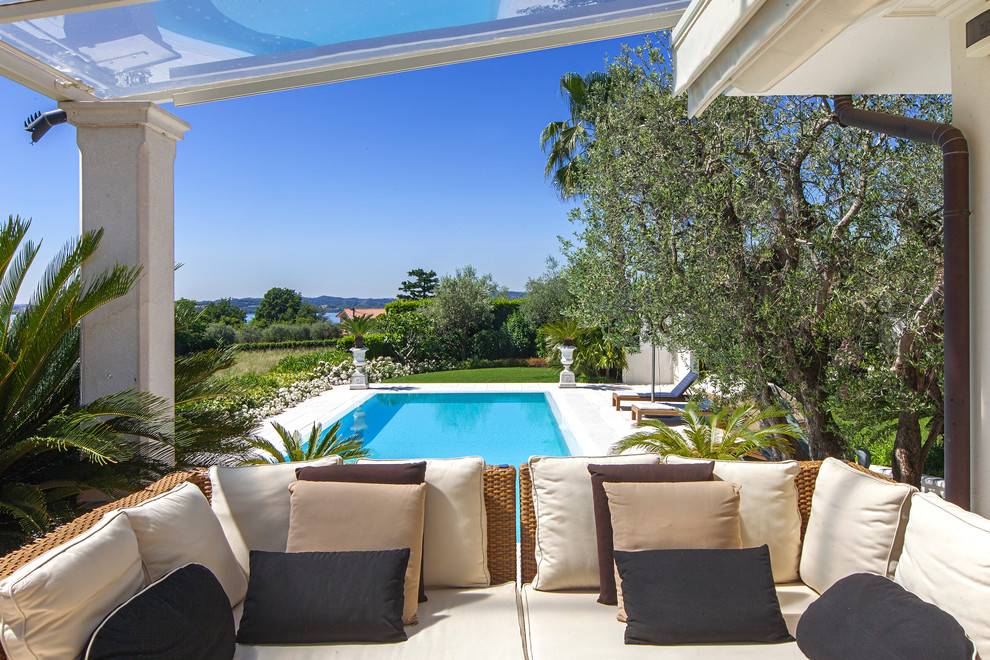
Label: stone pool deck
xmin=258 ymin=382 xmax=665 ymax=457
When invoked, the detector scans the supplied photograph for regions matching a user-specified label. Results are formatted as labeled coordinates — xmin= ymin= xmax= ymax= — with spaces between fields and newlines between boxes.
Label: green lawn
xmin=385 ymin=367 xmax=560 ymax=384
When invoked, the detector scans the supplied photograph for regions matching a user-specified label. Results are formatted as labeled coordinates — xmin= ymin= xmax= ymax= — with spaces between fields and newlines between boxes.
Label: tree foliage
xmin=397 ymin=268 xmax=438 ymax=300
xmin=254 ymin=287 xmax=303 ymax=326
xmin=560 ymin=36 xmax=946 ymax=466
xmin=426 ymin=266 xmax=504 ymax=361
xmin=520 ymin=257 xmax=574 ymax=329
xmin=200 ymin=298 xmax=246 ymax=326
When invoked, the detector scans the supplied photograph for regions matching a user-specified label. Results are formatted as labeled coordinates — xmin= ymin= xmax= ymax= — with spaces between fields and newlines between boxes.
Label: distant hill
xmin=196 ymin=292 xmax=524 ymax=314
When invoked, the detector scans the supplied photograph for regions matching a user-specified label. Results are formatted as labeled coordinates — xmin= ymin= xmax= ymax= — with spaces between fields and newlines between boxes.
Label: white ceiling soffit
xmin=0 ymin=0 xmax=688 ymax=106
xmin=672 ymin=0 xmax=950 ymax=116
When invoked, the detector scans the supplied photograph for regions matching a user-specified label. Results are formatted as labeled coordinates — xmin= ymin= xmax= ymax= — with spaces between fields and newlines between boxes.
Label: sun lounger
xmin=612 ymin=371 xmax=698 ymax=410
xmin=629 ymin=403 xmax=683 ymax=423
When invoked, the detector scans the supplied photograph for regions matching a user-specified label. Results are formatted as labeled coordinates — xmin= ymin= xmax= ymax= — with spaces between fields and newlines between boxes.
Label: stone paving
xmin=257 ymin=381 xmax=670 ymax=457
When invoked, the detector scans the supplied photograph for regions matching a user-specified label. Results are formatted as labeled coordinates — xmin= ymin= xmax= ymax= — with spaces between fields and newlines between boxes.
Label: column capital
xmin=59 ymin=101 xmax=190 ymax=142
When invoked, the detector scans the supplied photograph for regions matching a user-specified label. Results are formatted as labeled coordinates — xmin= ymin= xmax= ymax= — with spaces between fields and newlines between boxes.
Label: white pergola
xmin=673 ymin=0 xmax=990 ymax=515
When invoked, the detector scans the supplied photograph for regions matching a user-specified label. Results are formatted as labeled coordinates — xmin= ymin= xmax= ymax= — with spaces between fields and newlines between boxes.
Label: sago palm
xmin=244 ymin=420 xmax=369 ymax=463
xmin=0 ymin=217 xmax=175 ymax=551
xmin=173 ymin=347 xmax=258 ymax=467
xmin=612 ymin=401 xmax=804 ymax=460
xmin=339 ymin=313 xmax=377 ymax=348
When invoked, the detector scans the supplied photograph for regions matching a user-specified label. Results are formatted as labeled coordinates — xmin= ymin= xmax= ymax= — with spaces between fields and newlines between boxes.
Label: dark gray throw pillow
xmin=85 ymin=563 xmax=235 ymax=660
xmin=614 ymin=545 xmax=792 ymax=645
xmin=796 ymin=573 xmax=975 ymax=659
xmin=235 ymin=549 xmax=409 ymax=645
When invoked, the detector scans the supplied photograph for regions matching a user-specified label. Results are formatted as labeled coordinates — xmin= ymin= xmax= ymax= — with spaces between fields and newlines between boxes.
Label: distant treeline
xmin=195 ymin=292 xmax=525 ymax=315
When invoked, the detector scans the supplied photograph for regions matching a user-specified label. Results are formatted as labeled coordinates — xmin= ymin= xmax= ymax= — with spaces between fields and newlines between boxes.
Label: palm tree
xmin=540 ymin=71 xmax=610 ymax=198
xmin=612 ymin=402 xmax=805 ymax=460
xmin=244 ymin=421 xmax=369 ymax=463
xmin=540 ymin=317 xmax=589 ymax=349
xmin=0 ymin=217 xmax=175 ymax=551
xmin=339 ymin=313 xmax=377 ymax=349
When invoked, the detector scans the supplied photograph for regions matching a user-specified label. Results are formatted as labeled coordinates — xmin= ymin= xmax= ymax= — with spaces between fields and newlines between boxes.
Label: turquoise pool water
xmin=326 ymin=392 xmax=571 ymax=465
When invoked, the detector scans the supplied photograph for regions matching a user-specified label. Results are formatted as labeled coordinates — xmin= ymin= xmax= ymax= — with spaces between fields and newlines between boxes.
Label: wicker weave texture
xmin=519 ymin=463 xmax=537 ymax=584
xmin=483 ymin=464 xmax=517 ymax=585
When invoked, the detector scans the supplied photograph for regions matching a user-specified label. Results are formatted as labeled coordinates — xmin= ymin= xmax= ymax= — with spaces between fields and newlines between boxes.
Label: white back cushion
xmin=209 ymin=456 xmax=341 ymax=571
xmin=666 ymin=455 xmax=802 ymax=582
xmin=529 ymin=454 xmax=659 ymax=591
xmin=121 ymin=481 xmax=247 ymax=607
xmin=799 ymin=458 xmax=915 ymax=594
xmin=0 ymin=511 xmax=146 ymax=660
xmin=358 ymin=456 xmax=490 ymax=587
xmin=894 ymin=492 xmax=990 ymax=658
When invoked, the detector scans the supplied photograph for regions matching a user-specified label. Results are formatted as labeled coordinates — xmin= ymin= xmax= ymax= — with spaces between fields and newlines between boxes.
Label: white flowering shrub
xmin=202 ymin=356 xmax=457 ymax=422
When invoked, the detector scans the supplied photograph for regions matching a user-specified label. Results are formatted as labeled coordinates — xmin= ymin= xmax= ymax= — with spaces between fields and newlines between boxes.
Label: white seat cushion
xmin=521 ymin=583 xmax=815 ymax=659
xmin=233 ymin=583 xmax=524 ymax=659
xmin=121 ymin=481 xmax=248 ymax=607
xmin=0 ymin=511 xmax=146 ymax=660
xmin=209 ymin=457 xmax=341 ymax=571
xmin=529 ymin=454 xmax=659 ymax=591
xmin=799 ymin=458 xmax=915 ymax=594
xmin=894 ymin=492 xmax=990 ymax=659
xmin=666 ymin=455 xmax=802 ymax=582
xmin=358 ymin=457 xmax=490 ymax=587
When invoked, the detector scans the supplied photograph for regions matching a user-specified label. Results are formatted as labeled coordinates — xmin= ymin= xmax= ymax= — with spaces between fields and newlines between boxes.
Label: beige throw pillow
xmin=666 ymin=455 xmax=802 ymax=582
xmin=358 ymin=456 xmax=489 ymax=587
xmin=605 ymin=480 xmax=742 ymax=621
xmin=286 ymin=480 xmax=427 ymax=625
xmin=121 ymin=481 xmax=247 ymax=607
xmin=799 ymin=458 xmax=915 ymax=594
xmin=209 ymin=456 xmax=341 ymax=571
xmin=893 ymin=492 xmax=990 ymax=659
xmin=0 ymin=511 xmax=146 ymax=660
xmin=529 ymin=454 xmax=659 ymax=591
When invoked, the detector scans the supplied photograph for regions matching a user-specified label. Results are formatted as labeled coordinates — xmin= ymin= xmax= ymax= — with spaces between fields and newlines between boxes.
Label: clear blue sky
xmin=0 ymin=35 xmax=647 ymax=301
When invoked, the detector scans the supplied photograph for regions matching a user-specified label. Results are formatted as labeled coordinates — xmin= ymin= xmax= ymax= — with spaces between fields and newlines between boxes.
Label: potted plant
xmin=540 ymin=318 xmax=589 ymax=388
xmin=340 ymin=313 xmax=377 ymax=389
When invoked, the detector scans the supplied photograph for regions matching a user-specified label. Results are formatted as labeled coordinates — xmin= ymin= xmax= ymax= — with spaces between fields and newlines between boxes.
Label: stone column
xmin=60 ymin=102 xmax=189 ymax=418
xmin=949 ymin=12 xmax=990 ymax=515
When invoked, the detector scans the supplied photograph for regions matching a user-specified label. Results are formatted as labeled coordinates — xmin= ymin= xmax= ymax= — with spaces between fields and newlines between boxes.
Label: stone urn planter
xmin=349 ymin=345 xmax=368 ymax=390
xmin=558 ymin=344 xmax=576 ymax=388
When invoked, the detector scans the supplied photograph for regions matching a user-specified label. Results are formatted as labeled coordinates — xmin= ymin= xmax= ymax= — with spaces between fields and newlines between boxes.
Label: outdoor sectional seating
xmin=0 ymin=455 xmax=988 ymax=659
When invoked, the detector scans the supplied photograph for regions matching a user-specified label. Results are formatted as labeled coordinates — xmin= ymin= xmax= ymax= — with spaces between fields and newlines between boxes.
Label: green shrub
xmin=384 ymin=299 xmax=426 ymax=314
xmin=205 ymin=323 xmax=237 ymax=345
xmin=236 ymin=324 xmax=264 ymax=344
xmin=336 ymin=333 xmax=390 ymax=359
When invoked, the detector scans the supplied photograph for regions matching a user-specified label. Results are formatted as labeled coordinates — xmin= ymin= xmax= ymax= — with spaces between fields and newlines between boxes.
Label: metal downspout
xmin=833 ymin=95 xmax=971 ymax=510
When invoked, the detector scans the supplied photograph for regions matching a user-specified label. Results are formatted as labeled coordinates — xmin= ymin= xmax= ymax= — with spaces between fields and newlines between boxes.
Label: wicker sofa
xmin=1 ymin=457 xmax=988 ymax=659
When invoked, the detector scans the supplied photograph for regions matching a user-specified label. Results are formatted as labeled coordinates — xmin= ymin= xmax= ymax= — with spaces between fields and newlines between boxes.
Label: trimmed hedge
xmin=234 ymin=339 xmax=342 ymax=352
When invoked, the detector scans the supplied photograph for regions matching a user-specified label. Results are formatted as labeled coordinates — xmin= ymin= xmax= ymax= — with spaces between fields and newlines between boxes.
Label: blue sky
xmin=0 ymin=35 xmax=646 ymax=301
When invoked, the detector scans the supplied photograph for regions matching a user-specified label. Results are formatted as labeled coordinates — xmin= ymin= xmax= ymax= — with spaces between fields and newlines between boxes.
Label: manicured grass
xmin=386 ymin=367 xmax=560 ymax=384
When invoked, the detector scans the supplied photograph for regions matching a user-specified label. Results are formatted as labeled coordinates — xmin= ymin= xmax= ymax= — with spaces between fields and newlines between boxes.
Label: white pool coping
xmin=257 ymin=382 xmax=664 ymax=458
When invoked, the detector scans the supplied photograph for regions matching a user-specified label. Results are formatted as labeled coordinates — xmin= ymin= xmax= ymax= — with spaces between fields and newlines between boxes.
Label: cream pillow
xmin=286 ymin=480 xmax=427 ymax=625
xmin=605 ymin=480 xmax=742 ymax=621
xmin=121 ymin=481 xmax=247 ymax=607
xmin=799 ymin=457 xmax=915 ymax=594
xmin=529 ymin=454 xmax=659 ymax=591
xmin=357 ymin=456 xmax=489 ymax=587
xmin=208 ymin=456 xmax=341 ymax=571
xmin=894 ymin=492 xmax=990 ymax=659
xmin=0 ymin=511 xmax=146 ymax=660
xmin=666 ymin=455 xmax=802 ymax=582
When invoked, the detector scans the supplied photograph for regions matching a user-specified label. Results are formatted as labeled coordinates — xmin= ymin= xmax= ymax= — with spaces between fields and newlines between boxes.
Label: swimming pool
xmin=325 ymin=392 xmax=573 ymax=465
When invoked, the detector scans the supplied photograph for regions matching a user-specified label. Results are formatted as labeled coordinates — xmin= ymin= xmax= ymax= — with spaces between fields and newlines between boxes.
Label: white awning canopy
xmin=0 ymin=0 xmax=688 ymax=105
xmin=672 ymin=0 xmax=957 ymax=117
